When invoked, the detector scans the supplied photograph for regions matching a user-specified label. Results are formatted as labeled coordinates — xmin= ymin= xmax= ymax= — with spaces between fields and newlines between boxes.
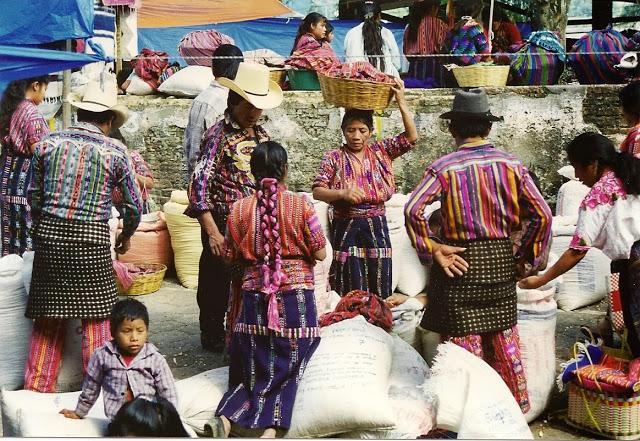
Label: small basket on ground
xmin=318 ymin=73 xmax=393 ymax=110
xmin=566 ymin=381 xmax=640 ymax=440
xmin=447 ymin=64 xmax=510 ymax=87
xmin=288 ymin=69 xmax=321 ymax=90
xmin=269 ymin=68 xmax=287 ymax=85
xmin=116 ymin=263 xmax=167 ymax=296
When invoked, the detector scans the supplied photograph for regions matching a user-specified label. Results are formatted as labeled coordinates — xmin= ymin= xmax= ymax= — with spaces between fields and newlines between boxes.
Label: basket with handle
xmin=565 ymin=333 xmax=640 ymax=439
xmin=116 ymin=263 xmax=167 ymax=296
xmin=447 ymin=64 xmax=510 ymax=87
xmin=317 ymin=72 xmax=393 ymax=110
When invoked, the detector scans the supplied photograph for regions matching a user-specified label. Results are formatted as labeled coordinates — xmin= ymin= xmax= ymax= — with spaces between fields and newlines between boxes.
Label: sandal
xmin=204 ymin=416 xmax=228 ymax=438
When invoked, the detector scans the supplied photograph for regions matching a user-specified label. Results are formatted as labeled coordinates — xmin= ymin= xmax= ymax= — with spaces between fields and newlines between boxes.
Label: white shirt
xmin=343 ymin=22 xmax=402 ymax=77
xmin=183 ymin=80 xmax=228 ymax=181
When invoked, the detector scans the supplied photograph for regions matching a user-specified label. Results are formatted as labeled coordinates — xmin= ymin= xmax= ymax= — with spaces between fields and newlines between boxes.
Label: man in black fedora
xmin=404 ymin=88 xmax=552 ymax=413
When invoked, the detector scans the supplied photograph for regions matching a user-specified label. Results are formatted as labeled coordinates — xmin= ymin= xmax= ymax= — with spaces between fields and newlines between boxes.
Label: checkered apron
xmin=25 ymin=215 xmax=117 ymax=319
xmin=421 ymin=238 xmax=517 ymax=337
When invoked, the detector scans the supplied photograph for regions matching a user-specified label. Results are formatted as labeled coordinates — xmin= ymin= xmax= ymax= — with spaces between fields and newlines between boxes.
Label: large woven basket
xmin=449 ymin=64 xmax=510 ymax=87
xmin=567 ymin=381 xmax=640 ymax=440
xmin=317 ymin=73 xmax=393 ymax=110
xmin=116 ymin=263 xmax=167 ymax=296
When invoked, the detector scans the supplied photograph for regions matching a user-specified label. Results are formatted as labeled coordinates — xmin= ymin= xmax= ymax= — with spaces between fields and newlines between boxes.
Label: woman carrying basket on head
xmin=312 ymin=81 xmax=418 ymax=299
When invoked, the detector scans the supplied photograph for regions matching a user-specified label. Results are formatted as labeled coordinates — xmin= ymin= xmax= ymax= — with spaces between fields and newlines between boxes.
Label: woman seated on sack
xmin=312 ymin=81 xmax=418 ymax=299
xmin=287 ymin=12 xmax=341 ymax=72
xmin=520 ymin=133 xmax=640 ymax=356
xmin=208 ymin=141 xmax=326 ymax=438
xmin=403 ymin=0 xmax=451 ymax=85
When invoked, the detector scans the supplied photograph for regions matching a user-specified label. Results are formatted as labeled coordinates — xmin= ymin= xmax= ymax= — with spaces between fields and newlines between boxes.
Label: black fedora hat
xmin=439 ymin=88 xmax=504 ymax=122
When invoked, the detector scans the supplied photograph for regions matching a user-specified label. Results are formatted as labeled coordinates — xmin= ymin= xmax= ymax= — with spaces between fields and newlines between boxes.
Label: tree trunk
xmin=530 ymin=0 xmax=572 ymax=44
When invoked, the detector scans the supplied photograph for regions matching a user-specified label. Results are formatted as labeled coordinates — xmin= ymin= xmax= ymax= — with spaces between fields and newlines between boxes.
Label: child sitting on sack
xmin=60 ymin=299 xmax=178 ymax=420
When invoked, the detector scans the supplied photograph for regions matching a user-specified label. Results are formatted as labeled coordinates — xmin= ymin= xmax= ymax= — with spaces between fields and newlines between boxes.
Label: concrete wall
xmin=118 ymin=85 xmax=627 ymax=208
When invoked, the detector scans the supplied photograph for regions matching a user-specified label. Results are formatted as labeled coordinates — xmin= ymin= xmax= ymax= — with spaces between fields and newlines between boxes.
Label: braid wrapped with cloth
xmin=257 ymin=177 xmax=288 ymax=332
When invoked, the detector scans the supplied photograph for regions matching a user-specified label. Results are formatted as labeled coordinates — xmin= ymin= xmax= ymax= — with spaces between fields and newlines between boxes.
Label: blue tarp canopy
xmin=0 ymin=44 xmax=109 ymax=97
xmin=0 ymin=0 xmax=94 ymax=45
xmin=138 ymin=17 xmax=406 ymax=63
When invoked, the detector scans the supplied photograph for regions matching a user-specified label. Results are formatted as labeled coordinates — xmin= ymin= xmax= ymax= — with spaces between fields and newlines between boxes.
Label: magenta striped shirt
xmin=405 ymin=140 xmax=552 ymax=266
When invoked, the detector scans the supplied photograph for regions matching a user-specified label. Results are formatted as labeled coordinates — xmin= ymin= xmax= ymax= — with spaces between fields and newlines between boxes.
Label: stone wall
xmin=118 ymin=85 xmax=627 ymax=208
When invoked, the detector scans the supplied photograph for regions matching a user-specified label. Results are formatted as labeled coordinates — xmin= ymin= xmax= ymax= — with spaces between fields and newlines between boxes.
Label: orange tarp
xmin=138 ymin=0 xmax=292 ymax=28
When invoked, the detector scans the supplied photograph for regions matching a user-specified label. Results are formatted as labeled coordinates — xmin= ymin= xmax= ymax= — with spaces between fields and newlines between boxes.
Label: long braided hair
xmin=0 ymin=76 xmax=50 ymax=140
xmin=361 ymin=0 xmax=385 ymax=71
xmin=250 ymin=141 xmax=289 ymax=297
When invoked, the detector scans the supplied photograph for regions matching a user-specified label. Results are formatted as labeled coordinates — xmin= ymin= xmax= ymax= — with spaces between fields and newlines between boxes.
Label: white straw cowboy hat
xmin=440 ymin=88 xmax=503 ymax=122
xmin=67 ymin=81 xmax=129 ymax=129
xmin=217 ymin=62 xmax=283 ymax=110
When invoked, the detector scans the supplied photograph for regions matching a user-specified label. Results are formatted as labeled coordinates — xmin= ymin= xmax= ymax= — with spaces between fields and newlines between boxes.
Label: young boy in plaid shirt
xmin=60 ymin=299 xmax=178 ymax=420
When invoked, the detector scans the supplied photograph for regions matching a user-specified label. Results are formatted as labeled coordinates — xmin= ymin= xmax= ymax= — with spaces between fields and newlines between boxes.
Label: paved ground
xmin=136 ymin=276 xmax=607 ymax=439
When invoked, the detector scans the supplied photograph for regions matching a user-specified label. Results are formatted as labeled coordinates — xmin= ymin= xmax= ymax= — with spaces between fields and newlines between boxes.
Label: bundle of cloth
xmin=286 ymin=34 xmax=394 ymax=84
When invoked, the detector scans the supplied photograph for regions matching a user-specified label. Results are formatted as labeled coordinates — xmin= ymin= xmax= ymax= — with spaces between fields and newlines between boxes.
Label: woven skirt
xmin=421 ymin=238 xmax=517 ymax=336
xmin=216 ymin=288 xmax=320 ymax=430
xmin=330 ymin=215 xmax=392 ymax=298
xmin=25 ymin=215 xmax=118 ymax=319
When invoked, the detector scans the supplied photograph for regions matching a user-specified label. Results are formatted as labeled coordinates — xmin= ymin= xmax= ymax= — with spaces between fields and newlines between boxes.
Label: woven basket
xmin=269 ymin=69 xmax=287 ymax=85
xmin=567 ymin=381 xmax=640 ymax=440
xmin=450 ymin=64 xmax=510 ymax=87
xmin=116 ymin=263 xmax=167 ymax=296
xmin=317 ymin=73 xmax=393 ymax=110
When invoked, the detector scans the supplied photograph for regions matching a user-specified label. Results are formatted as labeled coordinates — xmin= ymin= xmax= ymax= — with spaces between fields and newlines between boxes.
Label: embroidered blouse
xmin=185 ymin=112 xmax=270 ymax=223
xmin=31 ymin=122 xmax=142 ymax=238
xmin=224 ymin=190 xmax=326 ymax=291
xmin=620 ymin=124 xmax=640 ymax=158
xmin=312 ymin=133 xmax=416 ymax=219
xmin=2 ymin=99 xmax=49 ymax=156
xmin=405 ymin=140 xmax=552 ymax=266
xmin=112 ymin=150 xmax=153 ymax=204
xmin=569 ymin=170 xmax=640 ymax=261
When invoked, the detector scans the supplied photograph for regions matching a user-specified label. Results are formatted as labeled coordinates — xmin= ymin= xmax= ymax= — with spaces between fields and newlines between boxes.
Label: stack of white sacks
xmin=552 ymin=166 xmax=611 ymax=311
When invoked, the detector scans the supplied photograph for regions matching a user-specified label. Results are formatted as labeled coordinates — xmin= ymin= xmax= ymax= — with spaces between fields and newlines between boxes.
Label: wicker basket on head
xmin=318 ymin=73 xmax=393 ymax=110
xmin=269 ymin=68 xmax=287 ymax=85
xmin=116 ymin=263 xmax=167 ymax=296
xmin=449 ymin=64 xmax=510 ymax=88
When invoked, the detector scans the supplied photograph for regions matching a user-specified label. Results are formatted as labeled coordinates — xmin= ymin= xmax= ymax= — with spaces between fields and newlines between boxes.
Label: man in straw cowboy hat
xmin=405 ymin=88 xmax=552 ymax=413
xmin=186 ymin=62 xmax=283 ymax=353
xmin=24 ymin=81 xmax=143 ymax=392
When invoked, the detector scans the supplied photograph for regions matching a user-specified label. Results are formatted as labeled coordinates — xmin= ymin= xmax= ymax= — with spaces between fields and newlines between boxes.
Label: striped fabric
xmin=313 ymin=134 xmax=416 ymax=219
xmin=568 ymin=26 xmax=634 ymax=85
xmin=224 ymin=190 xmax=326 ymax=292
xmin=24 ymin=318 xmax=110 ymax=393
xmin=31 ymin=122 xmax=142 ymax=238
xmin=620 ymin=125 xmax=640 ymax=158
xmin=441 ymin=18 xmax=491 ymax=66
xmin=509 ymin=43 xmax=565 ymax=86
xmin=403 ymin=16 xmax=450 ymax=57
xmin=405 ymin=140 xmax=552 ymax=266
xmin=0 ymin=100 xmax=49 ymax=256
